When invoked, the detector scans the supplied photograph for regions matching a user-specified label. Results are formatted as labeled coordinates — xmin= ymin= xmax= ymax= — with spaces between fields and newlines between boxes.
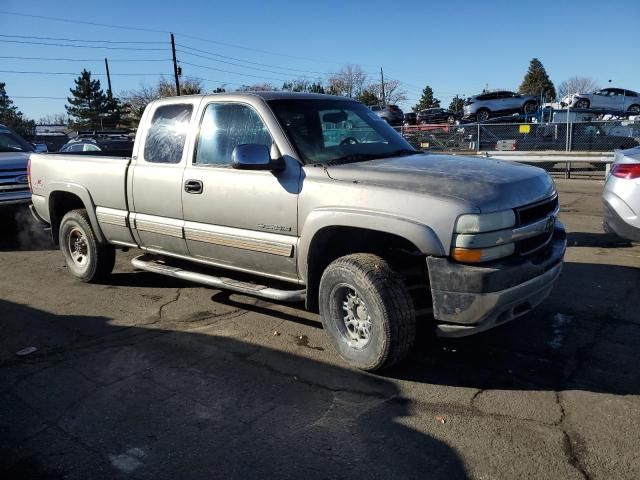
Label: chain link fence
xmin=395 ymin=118 xmax=640 ymax=178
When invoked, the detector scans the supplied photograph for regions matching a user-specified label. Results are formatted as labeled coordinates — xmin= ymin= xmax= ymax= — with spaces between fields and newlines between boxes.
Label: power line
xmin=13 ymin=95 xmax=67 ymax=99
xmin=0 ymin=69 xmax=167 ymax=76
xmin=0 ymin=39 xmax=165 ymax=51
xmin=0 ymin=33 xmax=164 ymax=44
xmin=179 ymin=61 xmax=290 ymax=83
xmin=0 ymin=55 xmax=171 ymax=62
xmin=0 ymin=9 xmax=370 ymax=67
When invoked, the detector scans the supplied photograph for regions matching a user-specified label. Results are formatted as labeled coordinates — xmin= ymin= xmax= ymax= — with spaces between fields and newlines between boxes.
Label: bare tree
xmin=327 ymin=64 xmax=368 ymax=98
xmin=38 ymin=113 xmax=68 ymax=125
xmin=557 ymin=76 xmax=600 ymax=98
xmin=235 ymin=83 xmax=276 ymax=92
xmin=366 ymin=79 xmax=408 ymax=105
xmin=120 ymin=77 xmax=204 ymax=124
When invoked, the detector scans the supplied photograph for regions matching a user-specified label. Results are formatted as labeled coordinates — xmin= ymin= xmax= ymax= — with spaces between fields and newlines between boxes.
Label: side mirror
xmin=231 ymin=144 xmax=284 ymax=171
xmin=33 ymin=143 xmax=48 ymax=153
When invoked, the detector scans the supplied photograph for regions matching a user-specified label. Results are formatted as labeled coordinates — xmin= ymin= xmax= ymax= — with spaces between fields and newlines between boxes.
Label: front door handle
xmin=184 ymin=179 xmax=203 ymax=194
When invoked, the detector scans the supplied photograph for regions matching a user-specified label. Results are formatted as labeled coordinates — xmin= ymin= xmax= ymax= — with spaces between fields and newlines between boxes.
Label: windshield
xmin=268 ymin=99 xmax=416 ymax=165
xmin=0 ymin=131 xmax=33 ymax=153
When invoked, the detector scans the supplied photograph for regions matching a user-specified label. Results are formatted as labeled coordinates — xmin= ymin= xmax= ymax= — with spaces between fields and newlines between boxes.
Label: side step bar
xmin=131 ymin=254 xmax=306 ymax=303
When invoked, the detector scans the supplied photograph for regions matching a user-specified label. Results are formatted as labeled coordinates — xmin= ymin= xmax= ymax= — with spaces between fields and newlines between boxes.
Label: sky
xmin=1 ymin=0 xmax=639 ymax=120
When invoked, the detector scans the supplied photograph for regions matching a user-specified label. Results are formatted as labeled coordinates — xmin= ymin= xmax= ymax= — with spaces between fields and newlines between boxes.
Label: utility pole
xmin=104 ymin=58 xmax=113 ymax=99
xmin=171 ymin=33 xmax=181 ymax=96
xmin=380 ymin=67 xmax=386 ymax=106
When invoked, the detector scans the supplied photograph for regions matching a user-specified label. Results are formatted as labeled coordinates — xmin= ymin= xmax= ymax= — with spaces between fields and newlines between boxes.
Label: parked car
xmin=370 ymin=104 xmax=404 ymax=125
xmin=603 ymin=146 xmax=640 ymax=241
xmin=0 ymin=123 xmax=33 ymax=213
xmin=464 ymin=91 xmax=539 ymax=121
xmin=403 ymin=112 xmax=417 ymax=125
xmin=417 ymin=108 xmax=458 ymax=125
xmin=561 ymin=88 xmax=640 ymax=114
xmin=59 ymin=135 xmax=134 ymax=156
xmin=30 ymin=92 xmax=565 ymax=372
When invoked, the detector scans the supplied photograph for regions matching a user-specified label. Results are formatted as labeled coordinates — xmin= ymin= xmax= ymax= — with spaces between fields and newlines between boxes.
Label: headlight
xmin=454 ymin=210 xmax=515 ymax=233
xmin=452 ymin=210 xmax=516 ymax=263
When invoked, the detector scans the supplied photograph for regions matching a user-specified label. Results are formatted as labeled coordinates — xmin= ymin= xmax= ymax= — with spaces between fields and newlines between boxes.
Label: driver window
xmin=195 ymin=103 xmax=272 ymax=166
xmin=320 ymin=109 xmax=386 ymax=146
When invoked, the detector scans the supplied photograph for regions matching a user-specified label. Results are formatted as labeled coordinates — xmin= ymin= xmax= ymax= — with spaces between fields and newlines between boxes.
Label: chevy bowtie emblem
xmin=16 ymin=175 xmax=29 ymax=184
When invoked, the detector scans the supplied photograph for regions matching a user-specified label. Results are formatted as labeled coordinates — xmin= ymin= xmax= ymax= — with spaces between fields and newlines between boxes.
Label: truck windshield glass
xmin=268 ymin=99 xmax=416 ymax=165
xmin=0 ymin=132 xmax=33 ymax=153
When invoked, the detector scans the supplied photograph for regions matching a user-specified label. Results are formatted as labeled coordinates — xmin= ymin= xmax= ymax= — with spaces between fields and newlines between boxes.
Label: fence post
xmin=477 ymin=123 xmax=481 ymax=153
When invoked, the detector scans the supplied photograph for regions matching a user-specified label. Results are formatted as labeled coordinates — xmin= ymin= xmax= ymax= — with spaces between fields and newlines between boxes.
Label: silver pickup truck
xmin=29 ymin=92 xmax=565 ymax=371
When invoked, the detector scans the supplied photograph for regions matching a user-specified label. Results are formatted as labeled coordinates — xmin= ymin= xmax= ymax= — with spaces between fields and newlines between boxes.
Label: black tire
xmin=476 ymin=109 xmax=490 ymax=122
xmin=575 ymin=99 xmax=590 ymax=109
xmin=523 ymin=102 xmax=537 ymax=114
xmin=628 ymin=104 xmax=640 ymax=114
xmin=319 ymin=253 xmax=416 ymax=371
xmin=447 ymin=115 xmax=455 ymax=124
xmin=59 ymin=209 xmax=115 ymax=283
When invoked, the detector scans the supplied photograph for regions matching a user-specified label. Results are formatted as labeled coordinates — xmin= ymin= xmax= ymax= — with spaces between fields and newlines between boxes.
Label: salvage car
xmin=603 ymin=146 xmax=640 ymax=241
xmin=561 ymin=88 xmax=640 ymax=114
xmin=417 ymin=108 xmax=458 ymax=125
xmin=0 ymin=123 xmax=33 ymax=212
xmin=59 ymin=134 xmax=134 ymax=156
xmin=29 ymin=92 xmax=565 ymax=371
xmin=464 ymin=91 xmax=539 ymax=121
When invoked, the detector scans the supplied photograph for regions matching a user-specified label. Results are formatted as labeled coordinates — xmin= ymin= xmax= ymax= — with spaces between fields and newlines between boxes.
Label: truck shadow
xmin=0 ymin=300 xmax=469 ymax=480
xmin=207 ymin=261 xmax=640 ymax=397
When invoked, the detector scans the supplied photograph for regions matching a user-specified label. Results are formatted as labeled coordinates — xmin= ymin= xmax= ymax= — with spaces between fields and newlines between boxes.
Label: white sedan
xmin=562 ymin=87 xmax=640 ymax=113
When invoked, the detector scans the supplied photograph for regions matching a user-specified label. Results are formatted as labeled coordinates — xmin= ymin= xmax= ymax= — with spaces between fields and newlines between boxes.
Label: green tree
xmin=308 ymin=82 xmax=325 ymax=94
xmin=0 ymin=82 xmax=35 ymax=139
xmin=413 ymin=85 xmax=440 ymax=112
xmin=212 ymin=87 xmax=227 ymax=93
xmin=356 ymin=89 xmax=380 ymax=106
xmin=65 ymin=69 xmax=110 ymax=129
xmin=518 ymin=58 xmax=556 ymax=101
xmin=448 ymin=95 xmax=464 ymax=114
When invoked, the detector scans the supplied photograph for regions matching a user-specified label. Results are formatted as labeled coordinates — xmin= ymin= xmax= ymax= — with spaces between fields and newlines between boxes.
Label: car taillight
xmin=611 ymin=164 xmax=640 ymax=179
xmin=27 ymin=156 xmax=32 ymax=191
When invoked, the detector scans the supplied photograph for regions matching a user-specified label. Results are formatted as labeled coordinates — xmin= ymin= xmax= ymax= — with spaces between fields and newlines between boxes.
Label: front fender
xmin=298 ymin=207 xmax=445 ymax=280
xmin=47 ymin=181 xmax=106 ymax=244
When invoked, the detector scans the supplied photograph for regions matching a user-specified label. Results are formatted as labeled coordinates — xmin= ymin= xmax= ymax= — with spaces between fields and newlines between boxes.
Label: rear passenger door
xmin=180 ymin=101 xmax=300 ymax=281
xmin=130 ymin=100 xmax=200 ymax=255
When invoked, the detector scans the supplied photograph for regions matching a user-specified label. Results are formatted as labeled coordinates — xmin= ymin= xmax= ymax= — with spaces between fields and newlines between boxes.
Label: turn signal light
xmin=611 ymin=164 xmax=640 ymax=180
xmin=451 ymin=248 xmax=483 ymax=263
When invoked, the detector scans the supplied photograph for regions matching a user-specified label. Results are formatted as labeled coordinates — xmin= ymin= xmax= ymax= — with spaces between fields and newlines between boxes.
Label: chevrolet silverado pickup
xmin=29 ymin=92 xmax=565 ymax=371
xmin=1 ymin=124 xmax=33 ymax=212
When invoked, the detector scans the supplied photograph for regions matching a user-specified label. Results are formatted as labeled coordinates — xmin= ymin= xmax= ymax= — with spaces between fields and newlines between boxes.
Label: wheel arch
xmin=299 ymin=209 xmax=444 ymax=311
xmin=48 ymin=183 xmax=105 ymax=245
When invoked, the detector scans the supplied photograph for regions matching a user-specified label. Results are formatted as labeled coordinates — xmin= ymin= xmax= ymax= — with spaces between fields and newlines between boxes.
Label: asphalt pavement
xmin=1 ymin=179 xmax=639 ymax=479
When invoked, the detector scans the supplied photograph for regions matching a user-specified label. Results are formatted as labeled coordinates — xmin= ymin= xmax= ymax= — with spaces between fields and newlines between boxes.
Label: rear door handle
xmin=184 ymin=179 xmax=203 ymax=194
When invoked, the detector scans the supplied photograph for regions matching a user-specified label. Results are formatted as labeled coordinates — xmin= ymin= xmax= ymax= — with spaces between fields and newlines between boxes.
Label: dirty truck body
xmin=30 ymin=92 xmax=565 ymax=371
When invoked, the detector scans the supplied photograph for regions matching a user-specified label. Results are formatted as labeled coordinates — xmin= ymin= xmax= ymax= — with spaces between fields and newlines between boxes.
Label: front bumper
xmin=426 ymin=225 xmax=566 ymax=337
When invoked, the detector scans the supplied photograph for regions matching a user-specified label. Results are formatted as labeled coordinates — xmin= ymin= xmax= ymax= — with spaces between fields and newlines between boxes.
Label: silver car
xmin=603 ymin=146 xmax=640 ymax=241
xmin=463 ymin=91 xmax=538 ymax=121
xmin=562 ymin=88 xmax=640 ymax=114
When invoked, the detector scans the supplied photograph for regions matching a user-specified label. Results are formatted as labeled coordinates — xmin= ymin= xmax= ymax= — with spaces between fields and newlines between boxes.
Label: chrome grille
xmin=514 ymin=195 xmax=558 ymax=256
xmin=0 ymin=167 xmax=29 ymax=194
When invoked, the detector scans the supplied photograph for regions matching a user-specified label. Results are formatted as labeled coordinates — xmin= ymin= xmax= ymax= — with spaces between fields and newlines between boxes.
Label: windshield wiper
xmin=377 ymin=149 xmax=422 ymax=158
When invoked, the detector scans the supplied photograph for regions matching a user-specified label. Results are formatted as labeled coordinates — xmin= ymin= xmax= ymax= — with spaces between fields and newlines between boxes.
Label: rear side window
xmin=195 ymin=103 xmax=271 ymax=166
xmin=144 ymin=104 xmax=193 ymax=163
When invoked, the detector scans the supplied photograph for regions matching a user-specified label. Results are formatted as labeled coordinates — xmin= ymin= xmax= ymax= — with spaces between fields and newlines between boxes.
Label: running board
xmin=131 ymin=254 xmax=306 ymax=303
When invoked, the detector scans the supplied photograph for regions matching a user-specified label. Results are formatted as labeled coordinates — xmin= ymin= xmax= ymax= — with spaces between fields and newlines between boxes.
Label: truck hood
xmin=324 ymin=153 xmax=556 ymax=212
xmin=0 ymin=151 xmax=30 ymax=171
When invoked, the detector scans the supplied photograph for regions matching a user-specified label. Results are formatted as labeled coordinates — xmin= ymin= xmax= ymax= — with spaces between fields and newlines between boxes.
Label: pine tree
xmin=356 ymin=89 xmax=380 ymax=106
xmin=0 ymin=82 xmax=35 ymax=139
xmin=66 ymin=69 xmax=109 ymax=129
xmin=518 ymin=58 xmax=556 ymax=101
xmin=308 ymin=82 xmax=325 ymax=94
xmin=448 ymin=95 xmax=464 ymax=114
xmin=413 ymin=86 xmax=440 ymax=112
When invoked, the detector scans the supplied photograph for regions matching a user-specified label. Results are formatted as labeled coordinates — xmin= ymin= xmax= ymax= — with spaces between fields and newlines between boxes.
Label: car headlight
xmin=451 ymin=210 xmax=516 ymax=263
xmin=454 ymin=210 xmax=515 ymax=233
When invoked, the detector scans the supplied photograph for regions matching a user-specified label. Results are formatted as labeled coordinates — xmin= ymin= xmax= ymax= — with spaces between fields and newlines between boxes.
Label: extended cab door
xmin=181 ymin=100 xmax=301 ymax=282
xmin=130 ymin=100 xmax=200 ymax=255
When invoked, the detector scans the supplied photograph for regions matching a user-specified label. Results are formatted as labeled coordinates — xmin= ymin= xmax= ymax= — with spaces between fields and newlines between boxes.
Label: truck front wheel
xmin=59 ymin=209 xmax=115 ymax=283
xmin=319 ymin=254 xmax=416 ymax=371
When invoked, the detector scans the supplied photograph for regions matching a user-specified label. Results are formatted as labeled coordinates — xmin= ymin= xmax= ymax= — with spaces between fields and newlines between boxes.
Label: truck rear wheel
xmin=319 ymin=254 xmax=416 ymax=371
xmin=59 ymin=209 xmax=115 ymax=283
